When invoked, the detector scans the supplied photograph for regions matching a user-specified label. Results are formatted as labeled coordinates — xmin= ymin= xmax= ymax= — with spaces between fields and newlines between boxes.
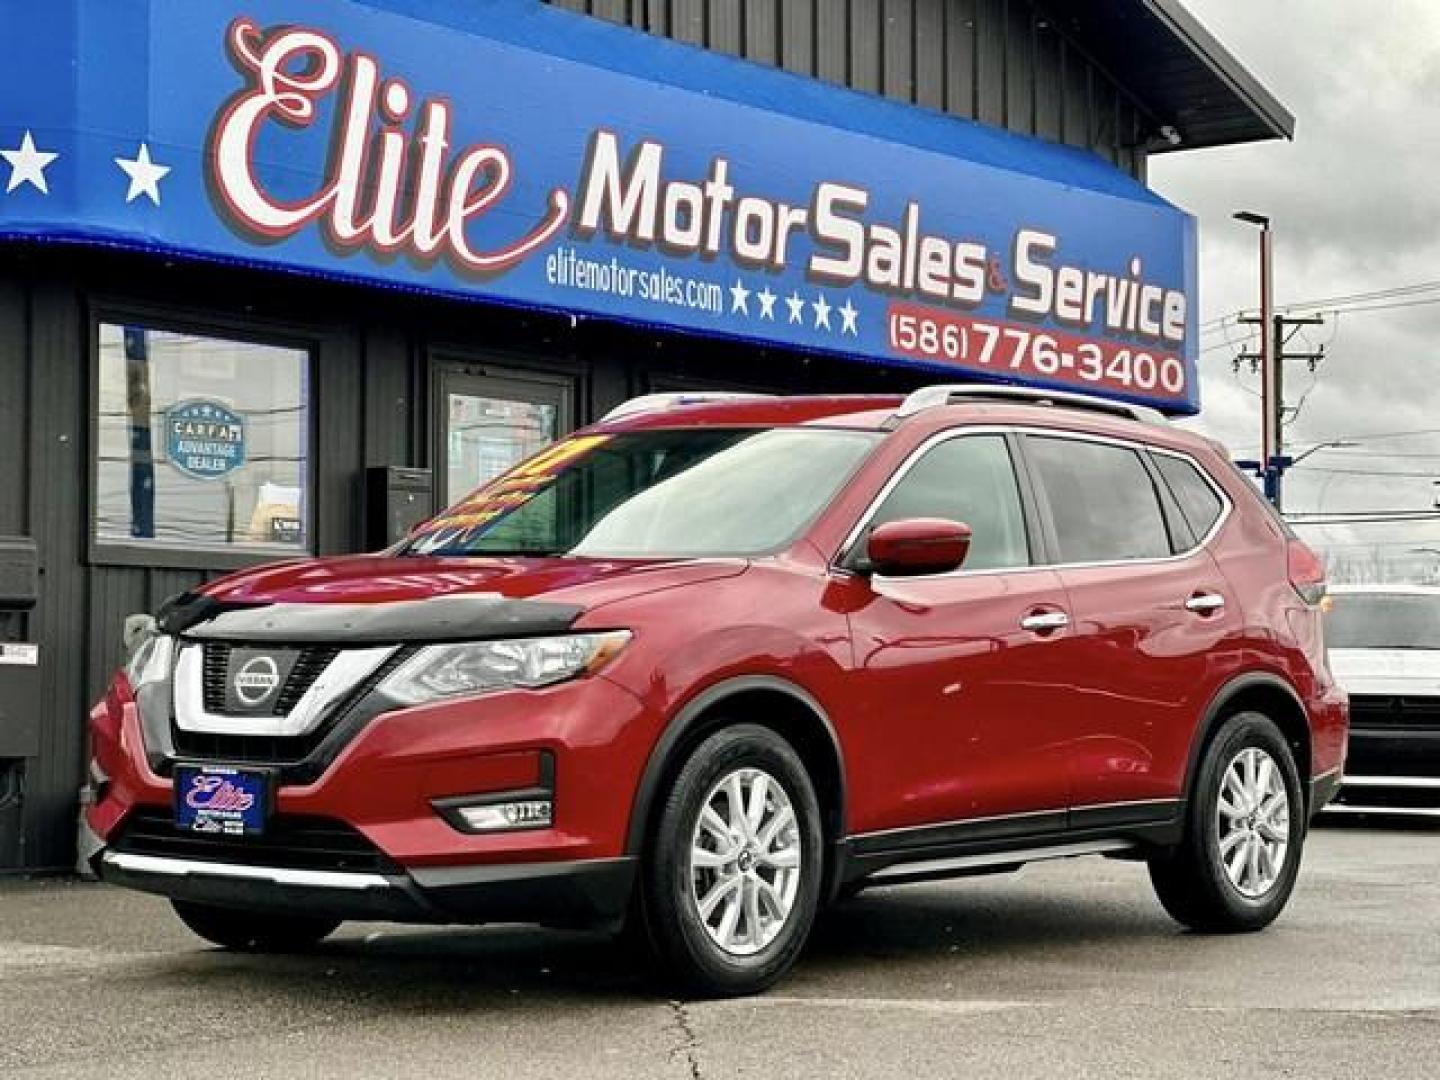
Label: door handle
xmin=1020 ymin=611 xmax=1070 ymax=632
xmin=1184 ymin=592 xmax=1226 ymax=613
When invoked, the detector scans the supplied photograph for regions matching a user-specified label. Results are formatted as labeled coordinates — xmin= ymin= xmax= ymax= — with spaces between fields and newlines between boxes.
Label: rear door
xmin=1020 ymin=433 xmax=1240 ymax=820
xmin=836 ymin=431 xmax=1078 ymax=836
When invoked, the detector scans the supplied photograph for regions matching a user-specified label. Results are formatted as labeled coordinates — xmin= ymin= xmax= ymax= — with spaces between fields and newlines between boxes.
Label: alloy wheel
xmin=688 ymin=767 xmax=803 ymax=956
xmin=1215 ymin=746 xmax=1291 ymax=899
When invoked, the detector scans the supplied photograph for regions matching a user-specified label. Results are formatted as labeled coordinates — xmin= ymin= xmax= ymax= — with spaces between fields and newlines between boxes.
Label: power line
xmin=1320 ymin=449 xmax=1440 ymax=459
xmin=1329 ymin=427 xmax=1440 ymax=442
xmin=1290 ymin=465 xmax=1440 ymax=478
xmin=1314 ymin=295 xmax=1440 ymax=317
xmin=1200 ymin=278 xmax=1440 ymax=330
xmin=1275 ymin=280 xmax=1440 ymax=313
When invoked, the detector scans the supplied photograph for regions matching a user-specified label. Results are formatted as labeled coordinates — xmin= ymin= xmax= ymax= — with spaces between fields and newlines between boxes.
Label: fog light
xmin=453 ymin=799 xmax=553 ymax=833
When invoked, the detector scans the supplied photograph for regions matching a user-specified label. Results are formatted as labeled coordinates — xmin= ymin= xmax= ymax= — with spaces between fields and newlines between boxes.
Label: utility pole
xmin=1233 ymin=212 xmax=1274 ymax=490
xmin=1236 ymin=312 xmax=1326 ymax=511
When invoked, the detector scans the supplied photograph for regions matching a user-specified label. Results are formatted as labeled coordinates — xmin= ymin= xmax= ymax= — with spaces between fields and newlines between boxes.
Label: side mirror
xmin=122 ymin=613 xmax=158 ymax=660
xmin=866 ymin=518 xmax=972 ymax=577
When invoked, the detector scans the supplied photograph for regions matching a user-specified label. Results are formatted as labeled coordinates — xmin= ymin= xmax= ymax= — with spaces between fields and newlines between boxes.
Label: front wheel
xmin=171 ymin=899 xmax=340 ymax=952
xmin=1149 ymin=711 xmax=1306 ymax=932
xmin=638 ymin=724 xmax=824 ymax=997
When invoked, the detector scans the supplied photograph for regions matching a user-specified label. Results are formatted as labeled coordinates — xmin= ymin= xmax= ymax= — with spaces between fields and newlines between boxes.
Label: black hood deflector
xmin=159 ymin=592 xmax=585 ymax=644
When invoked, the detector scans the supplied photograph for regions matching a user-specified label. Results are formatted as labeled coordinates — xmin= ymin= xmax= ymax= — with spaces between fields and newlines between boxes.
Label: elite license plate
xmin=174 ymin=765 xmax=271 ymax=837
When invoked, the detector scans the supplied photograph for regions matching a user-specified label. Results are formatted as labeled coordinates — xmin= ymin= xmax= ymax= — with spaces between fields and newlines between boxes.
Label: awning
xmin=0 ymin=0 xmax=1200 ymax=414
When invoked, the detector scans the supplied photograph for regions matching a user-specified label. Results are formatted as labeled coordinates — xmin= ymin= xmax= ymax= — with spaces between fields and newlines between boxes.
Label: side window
xmin=1026 ymin=436 xmax=1171 ymax=563
xmin=1154 ymin=454 xmax=1225 ymax=542
xmin=866 ymin=435 xmax=1030 ymax=570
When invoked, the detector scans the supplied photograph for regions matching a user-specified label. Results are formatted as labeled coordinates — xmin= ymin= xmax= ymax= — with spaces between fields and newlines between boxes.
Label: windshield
xmin=1324 ymin=593 xmax=1440 ymax=650
xmin=404 ymin=427 xmax=880 ymax=558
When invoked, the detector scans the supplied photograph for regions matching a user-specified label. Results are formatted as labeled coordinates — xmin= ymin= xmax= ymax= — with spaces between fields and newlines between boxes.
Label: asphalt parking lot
xmin=2 ymin=822 xmax=1436 ymax=1080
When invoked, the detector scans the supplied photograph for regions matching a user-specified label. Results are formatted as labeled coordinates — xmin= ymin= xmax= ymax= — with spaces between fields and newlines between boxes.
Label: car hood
xmin=1328 ymin=647 xmax=1440 ymax=696
xmin=161 ymin=554 xmax=748 ymax=644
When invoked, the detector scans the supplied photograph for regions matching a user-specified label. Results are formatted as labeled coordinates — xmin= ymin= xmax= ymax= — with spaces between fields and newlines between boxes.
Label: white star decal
xmin=812 ymin=294 xmax=833 ymax=331
xmin=729 ymin=279 xmax=751 ymax=315
xmin=785 ymin=291 xmax=806 ymax=325
xmin=756 ymin=287 xmax=777 ymax=320
xmin=839 ymin=299 xmax=859 ymax=336
xmin=114 ymin=142 xmax=171 ymax=206
xmin=1 ymin=131 xmax=58 ymax=195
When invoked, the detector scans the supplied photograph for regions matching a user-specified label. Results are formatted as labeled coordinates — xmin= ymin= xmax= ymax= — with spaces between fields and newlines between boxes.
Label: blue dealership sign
xmin=165 ymin=400 xmax=247 ymax=481
xmin=0 ymin=0 xmax=1199 ymax=412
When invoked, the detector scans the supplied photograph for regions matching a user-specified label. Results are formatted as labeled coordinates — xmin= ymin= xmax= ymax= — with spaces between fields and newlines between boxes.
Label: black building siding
xmin=0 ymin=246 xmax=934 ymax=870
xmin=546 ymin=0 xmax=1150 ymax=177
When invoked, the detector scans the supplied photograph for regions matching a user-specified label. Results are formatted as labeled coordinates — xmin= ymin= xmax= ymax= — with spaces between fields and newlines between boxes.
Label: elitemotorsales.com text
xmin=572 ymin=131 xmax=1187 ymax=346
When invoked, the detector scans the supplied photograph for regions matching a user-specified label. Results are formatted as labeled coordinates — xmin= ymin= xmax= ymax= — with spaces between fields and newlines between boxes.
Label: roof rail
xmin=895 ymin=384 xmax=1167 ymax=425
xmin=600 ymin=391 xmax=776 ymax=422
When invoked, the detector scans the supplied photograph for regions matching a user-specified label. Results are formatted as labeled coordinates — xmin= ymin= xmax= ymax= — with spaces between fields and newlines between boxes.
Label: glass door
xmin=434 ymin=365 xmax=572 ymax=507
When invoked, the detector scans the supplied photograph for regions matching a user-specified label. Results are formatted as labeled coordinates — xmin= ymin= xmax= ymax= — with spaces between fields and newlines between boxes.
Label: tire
xmin=638 ymin=723 xmax=825 ymax=997
xmin=1149 ymin=711 xmax=1306 ymax=932
xmin=170 ymin=899 xmax=340 ymax=952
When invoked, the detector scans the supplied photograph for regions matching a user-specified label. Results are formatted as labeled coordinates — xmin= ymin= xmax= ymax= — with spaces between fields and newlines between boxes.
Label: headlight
xmin=378 ymin=631 xmax=631 ymax=705
xmin=125 ymin=634 xmax=173 ymax=690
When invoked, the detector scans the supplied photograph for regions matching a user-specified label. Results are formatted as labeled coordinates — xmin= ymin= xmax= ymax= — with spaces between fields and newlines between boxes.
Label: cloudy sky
xmin=1150 ymin=0 xmax=1440 ymax=532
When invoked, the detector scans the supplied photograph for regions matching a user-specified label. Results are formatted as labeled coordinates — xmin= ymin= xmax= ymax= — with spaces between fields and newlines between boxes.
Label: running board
xmin=867 ymin=838 xmax=1136 ymax=885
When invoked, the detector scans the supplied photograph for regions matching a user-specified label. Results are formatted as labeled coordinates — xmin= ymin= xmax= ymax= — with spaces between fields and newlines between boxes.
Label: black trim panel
xmin=624 ymin=674 xmax=845 ymax=855
xmin=1068 ymin=799 xmax=1181 ymax=832
xmin=1183 ymin=671 xmax=1308 ymax=805
xmin=841 ymin=801 xmax=1185 ymax=886
xmin=849 ymin=809 xmax=1068 ymax=857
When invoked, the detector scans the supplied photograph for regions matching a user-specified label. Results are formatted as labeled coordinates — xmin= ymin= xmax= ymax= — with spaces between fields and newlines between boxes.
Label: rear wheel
xmin=170 ymin=899 xmax=340 ymax=952
xmin=1149 ymin=711 xmax=1305 ymax=932
xmin=638 ymin=724 xmax=824 ymax=997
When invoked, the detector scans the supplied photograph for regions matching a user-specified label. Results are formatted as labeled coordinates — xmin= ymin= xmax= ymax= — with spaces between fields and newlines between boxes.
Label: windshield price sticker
xmin=417 ymin=435 xmax=612 ymax=544
xmin=887 ymin=303 xmax=1186 ymax=397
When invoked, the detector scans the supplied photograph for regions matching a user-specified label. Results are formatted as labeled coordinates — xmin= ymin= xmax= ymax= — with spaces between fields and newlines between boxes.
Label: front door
xmin=837 ymin=432 xmax=1078 ymax=837
xmin=433 ymin=364 xmax=572 ymax=506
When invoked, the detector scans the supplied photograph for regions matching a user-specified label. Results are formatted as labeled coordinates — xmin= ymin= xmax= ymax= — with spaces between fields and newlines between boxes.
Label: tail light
xmin=1287 ymin=538 xmax=1326 ymax=605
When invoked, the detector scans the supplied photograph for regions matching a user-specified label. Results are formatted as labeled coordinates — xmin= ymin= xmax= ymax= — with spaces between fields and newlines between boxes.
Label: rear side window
xmin=866 ymin=435 xmax=1030 ymax=570
xmin=1026 ymin=436 xmax=1172 ymax=563
xmin=1153 ymin=453 xmax=1225 ymax=540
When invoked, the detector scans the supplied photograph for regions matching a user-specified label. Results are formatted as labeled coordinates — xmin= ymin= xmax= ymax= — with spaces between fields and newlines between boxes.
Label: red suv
xmin=86 ymin=385 xmax=1348 ymax=996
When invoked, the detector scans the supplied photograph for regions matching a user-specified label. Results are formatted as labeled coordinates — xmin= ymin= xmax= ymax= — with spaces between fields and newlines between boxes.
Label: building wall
xmin=0 ymin=245 xmax=936 ymax=870
xmin=545 ymin=0 xmax=1150 ymax=178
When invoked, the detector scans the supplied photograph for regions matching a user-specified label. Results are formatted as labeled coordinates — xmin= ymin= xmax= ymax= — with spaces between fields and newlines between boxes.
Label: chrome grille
xmin=199 ymin=642 xmax=341 ymax=717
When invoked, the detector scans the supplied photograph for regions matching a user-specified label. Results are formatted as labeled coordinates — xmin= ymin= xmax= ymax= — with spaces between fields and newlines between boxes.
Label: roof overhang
xmin=0 ymin=0 xmax=1203 ymax=414
xmin=1048 ymin=0 xmax=1296 ymax=152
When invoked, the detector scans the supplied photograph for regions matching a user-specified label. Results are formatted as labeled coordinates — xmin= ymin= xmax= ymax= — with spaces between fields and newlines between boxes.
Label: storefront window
xmin=94 ymin=323 xmax=310 ymax=559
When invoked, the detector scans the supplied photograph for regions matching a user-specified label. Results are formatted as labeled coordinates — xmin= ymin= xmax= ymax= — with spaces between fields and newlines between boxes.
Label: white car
xmin=1324 ymin=585 xmax=1440 ymax=818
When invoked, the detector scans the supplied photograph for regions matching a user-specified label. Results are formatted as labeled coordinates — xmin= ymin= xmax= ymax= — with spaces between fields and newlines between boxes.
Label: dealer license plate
xmin=174 ymin=765 xmax=271 ymax=837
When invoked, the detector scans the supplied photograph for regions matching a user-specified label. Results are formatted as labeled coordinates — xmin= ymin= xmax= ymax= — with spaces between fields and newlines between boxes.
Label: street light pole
xmin=1234 ymin=211 xmax=1277 ymax=503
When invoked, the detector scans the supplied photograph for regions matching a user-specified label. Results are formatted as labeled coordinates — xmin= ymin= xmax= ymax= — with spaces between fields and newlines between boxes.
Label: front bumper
xmin=1323 ymin=724 xmax=1440 ymax=818
xmin=93 ymin=846 xmax=636 ymax=928
xmin=89 ymin=670 xmax=657 ymax=870
xmin=1326 ymin=774 xmax=1440 ymax=819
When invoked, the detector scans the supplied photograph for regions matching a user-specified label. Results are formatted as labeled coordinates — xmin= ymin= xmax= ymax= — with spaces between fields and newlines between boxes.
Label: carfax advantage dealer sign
xmin=0 ymin=0 xmax=1199 ymax=412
